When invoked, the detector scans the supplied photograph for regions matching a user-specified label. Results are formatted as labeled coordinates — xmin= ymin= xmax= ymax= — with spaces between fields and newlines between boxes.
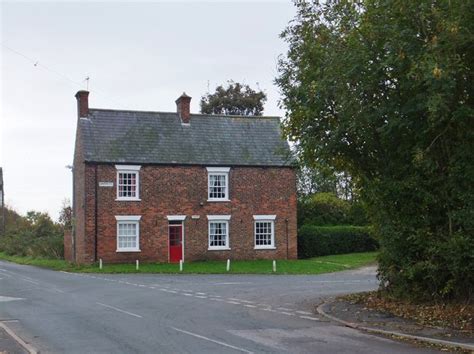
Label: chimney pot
xmin=75 ymin=90 xmax=90 ymax=118
xmin=175 ymin=92 xmax=192 ymax=123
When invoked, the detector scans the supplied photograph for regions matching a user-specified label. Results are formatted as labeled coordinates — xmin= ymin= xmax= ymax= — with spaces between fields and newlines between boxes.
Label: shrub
xmin=298 ymin=193 xmax=368 ymax=226
xmin=0 ymin=210 xmax=64 ymax=259
xmin=298 ymin=225 xmax=378 ymax=258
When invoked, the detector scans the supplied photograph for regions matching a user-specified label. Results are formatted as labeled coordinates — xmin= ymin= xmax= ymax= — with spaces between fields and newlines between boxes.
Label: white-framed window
xmin=115 ymin=215 xmax=141 ymax=252
xmin=254 ymin=215 xmax=276 ymax=249
xmin=207 ymin=215 xmax=231 ymax=250
xmin=116 ymin=165 xmax=141 ymax=201
xmin=207 ymin=167 xmax=230 ymax=201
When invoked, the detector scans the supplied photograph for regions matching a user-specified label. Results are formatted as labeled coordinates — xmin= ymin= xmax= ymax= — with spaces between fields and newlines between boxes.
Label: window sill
xmin=208 ymin=247 xmax=231 ymax=251
xmin=115 ymin=198 xmax=141 ymax=202
xmin=207 ymin=199 xmax=230 ymax=202
xmin=116 ymin=249 xmax=141 ymax=253
xmin=254 ymin=247 xmax=276 ymax=250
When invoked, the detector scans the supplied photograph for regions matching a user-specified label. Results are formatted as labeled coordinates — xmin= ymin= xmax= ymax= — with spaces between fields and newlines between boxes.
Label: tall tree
xmin=58 ymin=198 xmax=72 ymax=230
xmin=200 ymin=81 xmax=267 ymax=116
xmin=277 ymin=0 xmax=474 ymax=301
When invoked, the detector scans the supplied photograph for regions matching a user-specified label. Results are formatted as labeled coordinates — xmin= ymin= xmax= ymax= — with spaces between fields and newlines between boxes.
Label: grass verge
xmin=0 ymin=251 xmax=377 ymax=275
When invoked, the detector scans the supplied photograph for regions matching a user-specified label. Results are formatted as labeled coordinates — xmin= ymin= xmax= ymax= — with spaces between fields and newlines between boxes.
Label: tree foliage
xmin=0 ymin=207 xmax=64 ymax=259
xmin=200 ymin=81 xmax=267 ymax=116
xmin=58 ymin=199 xmax=72 ymax=230
xmin=277 ymin=0 xmax=474 ymax=301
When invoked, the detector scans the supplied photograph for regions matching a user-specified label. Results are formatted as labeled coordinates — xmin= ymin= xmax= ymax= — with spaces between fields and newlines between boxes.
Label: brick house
xmin=65 ymin=90 xmax=297 ymax=264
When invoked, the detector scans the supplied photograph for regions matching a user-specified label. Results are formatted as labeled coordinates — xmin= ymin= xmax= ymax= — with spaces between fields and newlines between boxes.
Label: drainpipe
xmin=66 ymin=164 xmax=76 ymax=262
xmin=94 ymin=165 xmax=98 ymax=262
xmin=71 ymin=166 xmax=76 ymax=262
xmin=285 ymin=218 xmax=289 ymax=259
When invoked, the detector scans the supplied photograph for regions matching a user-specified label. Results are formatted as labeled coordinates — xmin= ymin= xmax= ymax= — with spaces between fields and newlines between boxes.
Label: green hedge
xmin=298 ymin=225 xmax=378 ymax=258
xmin=298 ymin=193 xmax=368 ymax=226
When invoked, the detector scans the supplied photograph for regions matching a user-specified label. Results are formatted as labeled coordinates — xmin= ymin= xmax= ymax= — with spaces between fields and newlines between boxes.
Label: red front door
xmin=169 ymin=224 xmax=183 ymax=263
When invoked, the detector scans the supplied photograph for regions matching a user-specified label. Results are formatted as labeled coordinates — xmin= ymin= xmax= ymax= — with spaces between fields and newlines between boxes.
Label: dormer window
xmin=116 ymin=165 xmax=141 ymax=201
xmin=207 ymin=167 xmax=230 ymax=201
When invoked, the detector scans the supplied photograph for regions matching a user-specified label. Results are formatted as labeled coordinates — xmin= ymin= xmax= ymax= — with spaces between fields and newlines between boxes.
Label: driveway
xmin=0 ymin=261 xmax=439 ymax=353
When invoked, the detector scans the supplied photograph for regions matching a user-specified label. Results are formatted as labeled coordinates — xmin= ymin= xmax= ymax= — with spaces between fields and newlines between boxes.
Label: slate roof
xmin=79 ymin=109 xmax=294 ymax=167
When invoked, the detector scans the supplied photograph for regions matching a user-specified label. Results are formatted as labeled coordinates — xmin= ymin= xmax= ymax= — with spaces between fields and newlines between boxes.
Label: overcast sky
xmin=0 ymin=1 xmax=295 ymax=219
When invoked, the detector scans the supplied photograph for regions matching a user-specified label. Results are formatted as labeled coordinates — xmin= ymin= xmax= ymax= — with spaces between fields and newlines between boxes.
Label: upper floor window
xmin=254 ymin=215 xmax=276 ymax=249
xmin=207 ymin=167 xmax=230 ymax=201
xmin=116 ymin=165 xmax=141 ymax=201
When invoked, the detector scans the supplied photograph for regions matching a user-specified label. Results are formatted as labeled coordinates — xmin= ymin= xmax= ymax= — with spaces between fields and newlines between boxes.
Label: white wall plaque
xmin=99 ymin=182 xmax=113 ymax=187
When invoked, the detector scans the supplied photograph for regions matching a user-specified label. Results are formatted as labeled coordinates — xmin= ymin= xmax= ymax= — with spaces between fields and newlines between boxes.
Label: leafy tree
xmin=58 ymin=199 xmax=72 ymax=230
xmin=277 ymin=1 xmax=474 ymax=301
xmin=200 ymin=81 xmax=267 ymax=116
xmin=0 ymin=207 xmax=63 ymax=259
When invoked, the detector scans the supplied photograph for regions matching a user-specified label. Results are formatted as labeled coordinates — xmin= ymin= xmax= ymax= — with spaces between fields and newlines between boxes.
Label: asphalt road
xmin=0 ymin=261 xmax=440 ymax=354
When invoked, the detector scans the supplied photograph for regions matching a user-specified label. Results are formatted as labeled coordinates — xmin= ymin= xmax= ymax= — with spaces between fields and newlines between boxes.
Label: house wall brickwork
xmin=72 ymin=164 xmax=297 ymax=264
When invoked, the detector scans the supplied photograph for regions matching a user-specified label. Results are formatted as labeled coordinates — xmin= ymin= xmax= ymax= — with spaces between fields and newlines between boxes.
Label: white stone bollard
xmin=99 ymin=258 xmax=103 ymax=270
xmin=136 ymin=260 xmax=139 ymax=270
xmin=179 ymin=260 xmax=183 ymax=272
xmin=273 ymin=260 xmax=276 ymax=273
xmin=226 ymin=259 xmax=231 ymax=272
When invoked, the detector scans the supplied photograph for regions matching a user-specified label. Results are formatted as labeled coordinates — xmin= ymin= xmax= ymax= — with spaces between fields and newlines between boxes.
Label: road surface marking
xmin=239 ymin=300 xmax=255 ymax=304
xmin=226 ymin=301 xmax=241 ymax=305
xmin=277 ymin=307 xmax=293 ymax=311
xmin=244 ymin=304 xmax=256 ymax=308
xmin=171 ymin=327 xmax=253 ymax=354
xmin=196 ymin=292 xmax=207 ymax=295
xmin=299 ymin=315 xmax=319 ymax=321
xmin=278 ymin=311 xmax=295 ymax=316
xmin=194 ymin=295 xmax=207 ymax=299
xmin=296 ymin=310 xmax=312 ymax=315
xmin=261 ymin=307 xmax=274 ymax=312
xmin=0 ymin=296 xmax=24 ymax=302
xmin=214 ymin=282 xmax=252 ymax=285
xmin=96 ymin=302 xmax=143 ymax=318
xmin=19 ymin=278 xmax=39 ymax=285
xmin=183 ymin=293 xmax=193 ymax=296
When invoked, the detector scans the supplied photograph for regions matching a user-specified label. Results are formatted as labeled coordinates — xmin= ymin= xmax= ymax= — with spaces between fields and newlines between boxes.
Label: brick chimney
xmin=75 ymin=90 xmax=90 ymax=118
xmin=175 ymin=92 xmax=191 ymax=124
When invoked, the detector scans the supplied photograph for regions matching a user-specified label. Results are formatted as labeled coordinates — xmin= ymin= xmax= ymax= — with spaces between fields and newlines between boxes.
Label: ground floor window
xmin=115 ymin=216 xmax=141 ymax=252
xmin=254 ymin=215 xmax=276 ymax=249
xmin=207 ymin=215 xmax=231 ymax=250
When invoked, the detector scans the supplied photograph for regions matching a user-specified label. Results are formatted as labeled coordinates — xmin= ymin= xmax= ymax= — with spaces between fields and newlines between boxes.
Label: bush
xmin=0 ymin=210 xmax=64 ymax=259
xmin=298 ymin=225 xmax=378 ymax=258
xmin=298 ymin=193 xmax=368 ymax=226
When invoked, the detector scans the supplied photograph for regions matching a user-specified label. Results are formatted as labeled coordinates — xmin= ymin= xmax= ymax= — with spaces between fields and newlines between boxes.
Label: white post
xmin=136 ymin=260 xmax=139 ymax=270
xmin=226 ymin=259 xmax=230 ymax=272
xmin=99 ymin=258 xmax=103 ymax=270
xmin=273 ymin=260 xmax=276 ymax=273
xmin=179 ymin=259 xmax=183 ymax=272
